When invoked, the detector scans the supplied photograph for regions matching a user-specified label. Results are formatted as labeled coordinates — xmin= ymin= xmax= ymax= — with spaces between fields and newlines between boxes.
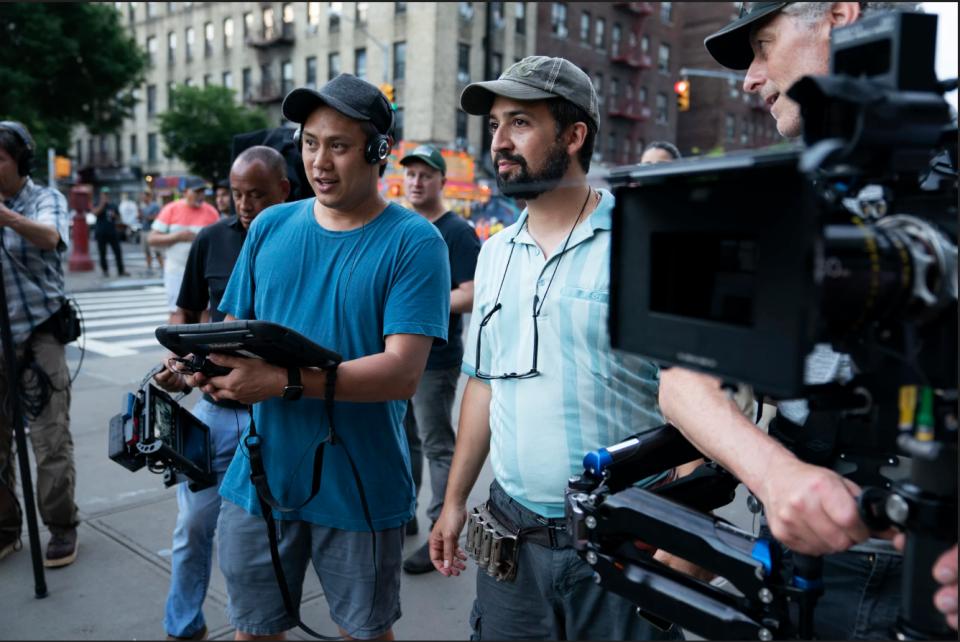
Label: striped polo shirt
xmin=463 ymin=188 xmax=665 ymax=518
xmin=1 ymin=178 xmax=70 ymax=347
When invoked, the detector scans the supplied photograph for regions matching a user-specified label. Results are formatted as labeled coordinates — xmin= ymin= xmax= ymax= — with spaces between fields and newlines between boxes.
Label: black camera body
xmin=108 ymin=383 xmax=216 ymax=492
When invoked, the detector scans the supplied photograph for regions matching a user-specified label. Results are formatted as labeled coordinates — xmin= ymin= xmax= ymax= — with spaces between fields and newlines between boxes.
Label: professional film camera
xmin=567 ymin=11 xmax=957 ymax=640
xmin=108 ymin=369 xmax=215 ymax=492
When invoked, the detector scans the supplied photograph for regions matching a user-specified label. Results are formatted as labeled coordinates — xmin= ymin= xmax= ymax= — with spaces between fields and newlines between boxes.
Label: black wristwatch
xmin=282 ymin=366 xmax=304 ymax=401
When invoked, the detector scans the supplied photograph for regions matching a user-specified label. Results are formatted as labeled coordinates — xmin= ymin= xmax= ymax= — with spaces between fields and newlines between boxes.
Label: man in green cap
xmin=660 ymin=1 xmax=957 ymax=638
xmin=427 ymin=55 xmax=682 ymax=640
xmin=396 ymin=144 xmax=481 ymax=574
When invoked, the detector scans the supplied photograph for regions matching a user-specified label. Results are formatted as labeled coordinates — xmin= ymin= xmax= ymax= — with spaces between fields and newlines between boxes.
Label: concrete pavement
xmin=2 ymin=257 xmax=493 ymax=640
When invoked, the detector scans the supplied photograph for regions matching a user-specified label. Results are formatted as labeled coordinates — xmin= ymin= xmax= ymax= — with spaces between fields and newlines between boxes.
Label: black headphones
xmin=0 ymin=120 xmax=35 ymax=177
xmin=293 ymin=96 xmax=396 ymax=165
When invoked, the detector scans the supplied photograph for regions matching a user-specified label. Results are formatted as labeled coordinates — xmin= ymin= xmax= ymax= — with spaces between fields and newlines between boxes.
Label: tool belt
xmin=465 ymin=495 xmax=570 ymax=583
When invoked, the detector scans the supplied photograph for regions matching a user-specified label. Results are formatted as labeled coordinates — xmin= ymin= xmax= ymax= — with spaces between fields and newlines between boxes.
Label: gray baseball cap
xmin=705 ymin=2 xmax=791 ymax=70
xmin=282 ymin=73 xmax=393 ymax=135
xmin=400 ymin=144 xmax=447 ymax=175
xmin=460 ymin=56 xmax=600 ymax=130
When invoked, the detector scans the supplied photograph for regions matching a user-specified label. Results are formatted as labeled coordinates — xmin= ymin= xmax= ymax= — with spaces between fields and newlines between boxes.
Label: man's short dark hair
xmin=0 ymin=127 xmax=29 ymax=176
xmin=545 ymin=98 xmax=598 ymax=173
xmin=234 ymin=145 xmax=288 ymax=181
xmin=645 ymin=141 xmax=682 ymax=160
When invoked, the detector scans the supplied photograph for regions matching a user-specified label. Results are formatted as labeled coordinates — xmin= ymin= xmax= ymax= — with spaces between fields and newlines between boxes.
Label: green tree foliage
xmin=158 ymin=85 xmax=269 ymax=184
xmin=0 ymin=3 xmax=146 ymax=155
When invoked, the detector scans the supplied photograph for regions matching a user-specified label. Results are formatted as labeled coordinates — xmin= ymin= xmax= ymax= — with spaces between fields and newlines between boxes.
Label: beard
xmin=494 ymin=139 xmax=571 ymax=201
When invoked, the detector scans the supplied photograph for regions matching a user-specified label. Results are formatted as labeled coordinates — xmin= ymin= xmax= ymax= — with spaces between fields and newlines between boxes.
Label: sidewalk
xmin=63 ymin=238 xmax=163 ymax=294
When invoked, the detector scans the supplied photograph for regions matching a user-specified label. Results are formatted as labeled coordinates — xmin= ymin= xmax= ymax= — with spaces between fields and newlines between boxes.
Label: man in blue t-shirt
xmin=184 ymin=74 xmax=450 ymax=640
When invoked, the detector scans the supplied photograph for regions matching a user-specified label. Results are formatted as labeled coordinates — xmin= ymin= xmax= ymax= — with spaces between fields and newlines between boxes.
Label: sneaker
xmin=44 ymin=527 xmax=78 ymax=568
xmin=0 ymin=531 xmax=22 ymax=562
xmin=166 ymin=624 xmax=207 ymax=640
xmin=118 ymin=271 xmax=131 ymax=277
xmin=402 ymin=540 xmax=435 ymax=575
xmin=405 ymin=516 xmax=418 ymax=536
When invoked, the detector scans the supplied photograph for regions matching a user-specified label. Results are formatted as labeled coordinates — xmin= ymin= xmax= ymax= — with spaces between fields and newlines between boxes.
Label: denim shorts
xmin=217 ymin=500 xmax=403 ymax=639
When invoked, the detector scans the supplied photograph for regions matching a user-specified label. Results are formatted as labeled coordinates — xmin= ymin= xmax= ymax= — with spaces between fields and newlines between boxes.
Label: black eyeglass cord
xmin=533 ymin=186 xmax=594 ymax=318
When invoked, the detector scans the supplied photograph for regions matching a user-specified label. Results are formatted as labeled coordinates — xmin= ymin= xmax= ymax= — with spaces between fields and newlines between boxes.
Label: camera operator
xmin=183 ymin=74 xmax=450 ymax=640
xmin=656 ymin=2 xmax=958 ymax=638
xmin=0 ymin=120 xmax=80 ymax=568
xmin=152 ymin=146 xmax=290 ymax=641
xmin=428 ymin=56 xmax=680 ymax=641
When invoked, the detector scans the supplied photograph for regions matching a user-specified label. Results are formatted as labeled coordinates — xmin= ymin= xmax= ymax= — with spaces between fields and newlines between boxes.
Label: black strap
xmin=243 ymin=363 xmax=378 ymax=640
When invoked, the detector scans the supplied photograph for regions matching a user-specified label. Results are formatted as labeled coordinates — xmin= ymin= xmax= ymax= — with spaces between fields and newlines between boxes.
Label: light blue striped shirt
xmin=463 ymin=188 xmax=665 ymax=518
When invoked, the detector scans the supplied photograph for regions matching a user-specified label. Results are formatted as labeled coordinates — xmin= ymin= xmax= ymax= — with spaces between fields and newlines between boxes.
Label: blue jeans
xmin=163 ymin=398 xmax=247 ymax=638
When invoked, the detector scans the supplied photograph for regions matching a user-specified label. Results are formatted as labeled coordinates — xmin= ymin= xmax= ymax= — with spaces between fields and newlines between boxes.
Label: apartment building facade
xmin=74 ymin=1 xmax=536 ymax=186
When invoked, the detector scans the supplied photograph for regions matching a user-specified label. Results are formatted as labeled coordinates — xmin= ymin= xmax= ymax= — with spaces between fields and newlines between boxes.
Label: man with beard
xmin=427 ymin=56 xmax=681 ymax=641
xmin=152 ymin=146 xmax=290 ymax=640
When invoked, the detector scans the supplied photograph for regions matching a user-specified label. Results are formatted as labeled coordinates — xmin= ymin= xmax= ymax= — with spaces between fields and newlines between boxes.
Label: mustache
xmin=493 ymin=151 xmax=528 ymax=168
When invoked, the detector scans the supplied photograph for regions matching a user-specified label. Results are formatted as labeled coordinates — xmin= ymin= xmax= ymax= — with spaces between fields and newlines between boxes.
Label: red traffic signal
xmin=673 ymin=80 xmax=689 ymax=94
xmin=674 ymin=80 xmax=690 ymax=112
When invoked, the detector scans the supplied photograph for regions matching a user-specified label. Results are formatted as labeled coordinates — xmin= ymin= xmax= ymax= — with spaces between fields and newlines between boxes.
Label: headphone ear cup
xmin=365 ymin=135 xmax=390 ymax=164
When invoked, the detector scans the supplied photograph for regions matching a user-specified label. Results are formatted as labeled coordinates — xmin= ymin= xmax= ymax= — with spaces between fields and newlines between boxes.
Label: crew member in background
xmin=397 ymin=144 xmax=481 ymax=574
xmin=92 ymin=188 xmax=129 ymax=277
xmin=214 ymin=179 xmax=232 ymax=219
xmin=153 ymin=146 xmax=291 ymax=641
xmin=148 ymin=177 xmax=219 ymax=314
xmin=639 ymin=141 xmax=681 ymax=165
xmin=139 ymin=189 xmax=163 ymax=273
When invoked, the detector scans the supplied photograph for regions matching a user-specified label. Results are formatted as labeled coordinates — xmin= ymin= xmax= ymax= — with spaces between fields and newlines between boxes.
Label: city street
xmin=1 ymin=239 xmax=492 ymax=640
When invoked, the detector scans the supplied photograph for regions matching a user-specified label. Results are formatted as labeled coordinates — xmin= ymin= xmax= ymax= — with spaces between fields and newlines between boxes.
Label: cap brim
xmin=704 ymin=2 xmax=787 ymax=70
xmin=460 ymin=79 xmax=559 ymax=115
xmin=400 ymin=154 xmax=444 ymax=172
xmin=282 ymin=87 xmax=370 ymax=124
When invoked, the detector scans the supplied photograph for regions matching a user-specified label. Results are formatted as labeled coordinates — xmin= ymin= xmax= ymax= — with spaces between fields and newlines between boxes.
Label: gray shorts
xmin=217 ymin=500 xmax=403 ymax=638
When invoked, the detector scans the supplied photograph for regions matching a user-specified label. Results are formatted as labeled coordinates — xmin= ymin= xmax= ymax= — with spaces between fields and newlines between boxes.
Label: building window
xmin=660 ymin=1 xmax=673 ymax=23
xmin=129 ymin=134 xmax=138 ymax=161
xmin=356 ymin=2 xmax=368 ymax=24
xmin=243 ymin=12 xmax=254 ymax=40
xmin=515 ymin=2 xmax=526 ymax=35
xmin=146 ymin=84 xmax=157 ymax=117
xmin=147 ymin=133 xmax=158 ymax=162
xmin=329 ymin=2 xmax=341 ymax=31
xmin=492 ymin=52 xmax=503 ymax=79
xmin=260 ymin=63 xmax=272 ymax=96
xmin=658 ymin=43 xmax=671 ymax=73
xmin=579 ymin=11 xmax=590 ymax=43
xmin=393 ymin=42 xmax=406 ymax=81
xmin=625 ymin=82 xmax=634 ymax=104
xmin=611 ymin=23 xmax=621 ymax=56
xmin=242 ymin=67 xmax=252 ymax=100
xmin=457 ymin=43 xmax=470 ymax=84
xmin=355 ymin=48 xmax=367 ymax=79
xmin=455 ymin=109 xmax=468 ymax=143
xmin=222 ymin=70 xmax=233 ymax=89
xmin=167 ymin=81 xmax=176 ymax=109
xmin=88 ymin=138 xmax=95 ymax=166
xmin=147 ymin=2 xmax=157 ymax=18
xmin=608 ymin=133 xmax=617 ymax=161
xmin=551 ymin=3 xmax=567 ymax=38
xmin=394 ymin=107 xmax=404 ymax=141
xmin=639 ymin=86 xmax=648 ymax=104
xmin=328 ymin=52 xmax=341 ymax=80
xmin=725 ymin=114 xmax=735 ymax=141
xmin=728 ymin=77 xmax=738 ymax=99
xmin=610 ymin=77 xmax=620 ymax=103
xmin=184 ymin=77 xmax=194 ymax=88
xmin=656 ymin=92 xmax=668 ymax=123
xmin=262 ymin=7 xmax=275 ymax=40
xmin=395 ymin=2 xmax=407 ymax=14
xmin=595 ymin=17 xmax=605 ymax=49
xmin=282 ymin=3 xmax=294 ymax=37
xmin=167 ymin=30 xmax=176 ymax=65
xmin=76 ymin=139 xmax=82 ymax=166
xmin=635 ymin=138 xmax=644 ymax=161
xmin=204 ymin=22 xmax=213 ymax=57
xmin=223 ymin=17 xmax=234 ymax=50
xmin=306 ymin=56 xmax=317 ymax=88
xmin=146 ymin=35 xmax=157 ymax=67
xmin=203 ymin=73 xmax=212 ymax=87
xmin=308 ymin=2 xmax=321 ymax=27
xmin=641 ymin=34 xmax=650 ymax=53
xmin=459 ymin=2 xmax=474 ymax=21
xmin=128 ymin=2 xmax=135 ymax=25
xmin=185 ymin=26 xmax=194 ymax=62
xmin=593 ymin=72 xmax=603 ymax=102
xmin=281 ymin=60 xmax=294 ymax=95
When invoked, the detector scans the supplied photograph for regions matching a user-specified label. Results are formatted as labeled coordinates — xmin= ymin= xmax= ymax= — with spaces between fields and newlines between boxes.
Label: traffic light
xmin=380 ymin=83 xmax=396 ymax=108
xmin=674 ymin=79 xmax=690 ymax=112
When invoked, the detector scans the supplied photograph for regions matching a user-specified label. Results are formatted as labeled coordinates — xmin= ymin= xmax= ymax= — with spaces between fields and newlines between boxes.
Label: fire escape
xmin=247 ymin=5 xmax=295 ymax=105
xmin=608 ymin=2 xmax=654 ymax=162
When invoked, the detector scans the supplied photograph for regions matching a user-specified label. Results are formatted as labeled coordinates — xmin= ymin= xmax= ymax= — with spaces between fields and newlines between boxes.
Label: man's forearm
xmin=297 ymin=350 xmax=425 ymax=402
xmin=443 ymin=377 xmax=491 ymax=507
xmin=5 ymin=215 xmax=60 ymax=251
xmin=168 ymin=307 xmax=201 ymax=325
xmin=450 ymin=282 xmax=474 ymax=314
xmin=148 ymin=231 xmax=180 ymax=247
xmin=659 ymin=367 xmax=796 ymax=496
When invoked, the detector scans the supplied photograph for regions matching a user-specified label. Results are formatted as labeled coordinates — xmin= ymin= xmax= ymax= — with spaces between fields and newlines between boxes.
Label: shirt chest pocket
xmin=558 ymin=285 xmax=612 ymax=379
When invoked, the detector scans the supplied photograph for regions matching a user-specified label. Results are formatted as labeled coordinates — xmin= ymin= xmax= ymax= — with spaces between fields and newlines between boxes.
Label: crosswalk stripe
xmin=75 ymin=298 xmax=167 ymax=313
xmin=82 ymin=313 xmax=169 ymax=329
xmin=70 ymin=286 xmax=165 ymax=301
xmin=84 ymin=324 xmax=164 ymax=339
xmin=114 ymin=337 xmax=166 ymax=349
xmin=81 ymin=338 xmax=139 ymax=358
xmin=80 ymin=305 xmax=170 ymax=321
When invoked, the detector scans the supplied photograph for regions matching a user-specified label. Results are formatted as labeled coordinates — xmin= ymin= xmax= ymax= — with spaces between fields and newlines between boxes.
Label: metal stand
xmin=0 ymin=228 xmax=48 ymax=598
